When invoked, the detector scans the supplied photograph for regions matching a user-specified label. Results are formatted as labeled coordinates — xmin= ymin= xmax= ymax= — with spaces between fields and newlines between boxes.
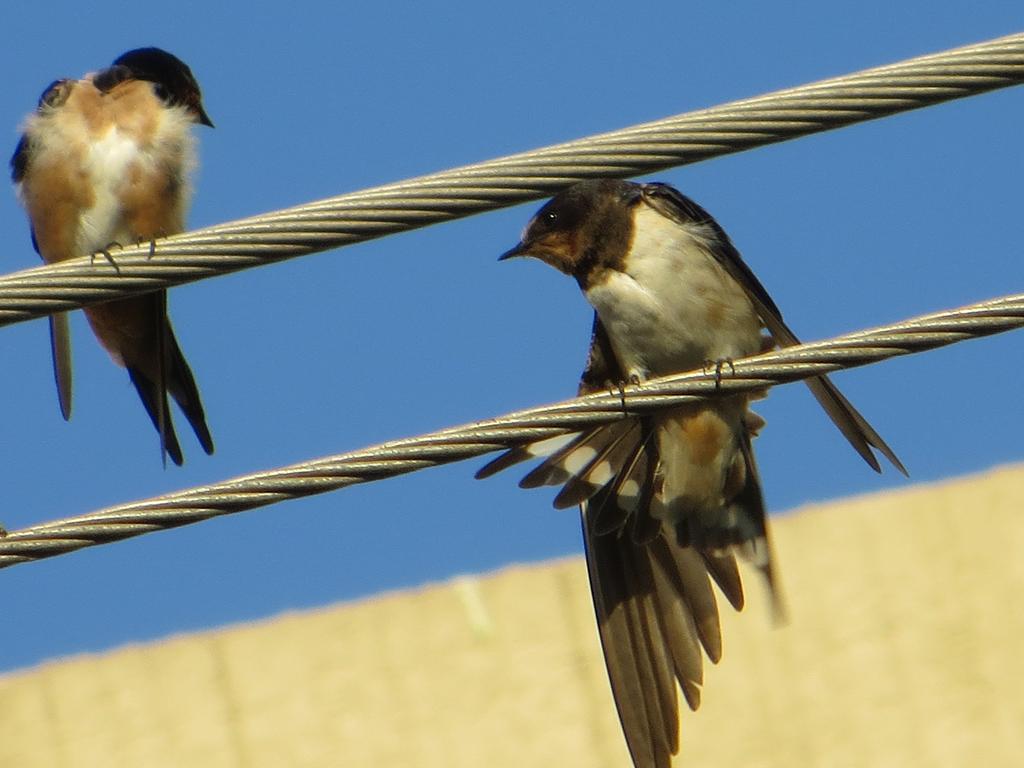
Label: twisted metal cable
xmin=1 ymin=32 xmax=1022 ymax=326
xmin=2 ymin=291 xmax=1022 ymax=569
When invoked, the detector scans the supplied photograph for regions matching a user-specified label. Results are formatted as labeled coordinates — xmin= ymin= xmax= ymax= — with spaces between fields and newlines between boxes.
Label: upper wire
xmin=0 ymin=32 xmax=1022 ymax=325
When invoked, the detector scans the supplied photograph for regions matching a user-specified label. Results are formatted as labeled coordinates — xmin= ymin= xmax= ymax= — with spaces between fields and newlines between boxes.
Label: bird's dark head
xmin=500 ymin=179 xmax=639 ymax=282
xmin=105 ymin=47 xmax=213 ymax=127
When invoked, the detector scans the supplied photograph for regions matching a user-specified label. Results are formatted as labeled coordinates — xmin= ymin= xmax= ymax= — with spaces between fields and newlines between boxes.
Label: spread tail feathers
xmin=478 ymin=407 xmax=782 ymax=768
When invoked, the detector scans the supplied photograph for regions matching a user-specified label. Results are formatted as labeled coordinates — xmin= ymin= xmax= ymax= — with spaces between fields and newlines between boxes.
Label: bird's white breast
xmin=77 ymin=128 xmax=144 ymax=252
xmin=585 ymin=204 xmax=762 ymax=380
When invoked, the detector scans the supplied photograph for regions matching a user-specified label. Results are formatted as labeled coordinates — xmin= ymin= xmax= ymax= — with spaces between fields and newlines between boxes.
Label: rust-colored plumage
xmin=12 ymin=48 xmax=214 ymax=465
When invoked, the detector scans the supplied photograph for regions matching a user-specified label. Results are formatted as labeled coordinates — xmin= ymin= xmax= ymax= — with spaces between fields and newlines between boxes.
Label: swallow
xmin=11 ymin=47 xmax=215 ymax=466
xmin=478 ymin=179 xmax=905 ymax=768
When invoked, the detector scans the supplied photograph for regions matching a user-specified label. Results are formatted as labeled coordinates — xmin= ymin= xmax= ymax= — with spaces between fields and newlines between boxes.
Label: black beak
xmin=498 ymin=242 xmax=527 ymax=261
xmin=197 ymin=105 xmax=214 ymax=128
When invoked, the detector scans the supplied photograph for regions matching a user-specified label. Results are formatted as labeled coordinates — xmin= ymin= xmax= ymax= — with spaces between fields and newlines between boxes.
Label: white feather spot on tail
xmin=526 ymin=433 xmax=578 ymax=458
xmin=617 ymin=478 xmax=642 ymax=510
xmin=562 ymin=445 xmax=598 ymax=477
xmin=587 ymin=460 xmax=615 ymax=487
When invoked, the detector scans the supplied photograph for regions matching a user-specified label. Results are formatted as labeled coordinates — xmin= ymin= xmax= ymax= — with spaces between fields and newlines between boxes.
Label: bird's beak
xmin=498 ymin=241 xmax=528 ymax=261
xmin=197 ymin=106 xmax=214 ymax=128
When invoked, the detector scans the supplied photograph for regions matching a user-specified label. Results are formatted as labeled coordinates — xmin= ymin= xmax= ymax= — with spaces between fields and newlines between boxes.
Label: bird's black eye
xmin=535 ymin=210 xmax=560 ymax=232
xmin=532 ymin=192 xmax=585 ymax=234
xmin=153 ymin=82 xmax=171 ymax=103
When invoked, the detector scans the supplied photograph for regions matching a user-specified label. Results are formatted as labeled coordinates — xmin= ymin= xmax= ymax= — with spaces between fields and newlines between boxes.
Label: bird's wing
xmin=641 ymin=182 xmax=905 ymax=475
xmin=11 ymin=81 xmax=80 ymax=421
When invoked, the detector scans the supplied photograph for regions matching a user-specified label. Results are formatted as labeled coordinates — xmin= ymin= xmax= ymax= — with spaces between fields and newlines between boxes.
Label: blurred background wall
xmin=2 ymin=464 xmax=1021 ymax=768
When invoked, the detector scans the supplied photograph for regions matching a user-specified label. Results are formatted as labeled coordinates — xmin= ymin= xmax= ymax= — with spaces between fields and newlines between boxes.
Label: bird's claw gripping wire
xmin=702 ymin=358 xmax=736 ymax=390
xmin=91 ymin=241 xmax=123 ymax=273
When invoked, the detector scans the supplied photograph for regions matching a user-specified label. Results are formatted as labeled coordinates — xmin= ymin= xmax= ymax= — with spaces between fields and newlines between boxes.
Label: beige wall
xmin=2 ymin=464 xmax=1022 ymax=767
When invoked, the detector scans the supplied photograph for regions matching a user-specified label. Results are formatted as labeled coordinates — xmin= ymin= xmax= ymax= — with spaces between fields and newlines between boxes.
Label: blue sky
xmin=1 ymin=4 xmax=1021 ymax=673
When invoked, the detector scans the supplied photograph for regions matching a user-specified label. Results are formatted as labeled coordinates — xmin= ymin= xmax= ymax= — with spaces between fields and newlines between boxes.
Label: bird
xmin=477 ymin=179 xmax=905 ymax=767
xmin=11 ymin=47 xmax=215 ymax=466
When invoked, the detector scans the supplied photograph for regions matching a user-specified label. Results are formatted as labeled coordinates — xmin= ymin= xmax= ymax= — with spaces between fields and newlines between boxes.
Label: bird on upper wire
xmin=478 ymin=178 xmax=906 ymax=768
xmin=11 ymin=47 xmax=215 ymax=466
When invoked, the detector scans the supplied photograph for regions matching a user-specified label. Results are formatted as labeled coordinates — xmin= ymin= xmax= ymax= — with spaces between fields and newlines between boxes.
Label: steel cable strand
xmin=1 ymin=291 xmax=1022 ymax=568
xmin=0 ymin=32 xmax=1021 ymax=325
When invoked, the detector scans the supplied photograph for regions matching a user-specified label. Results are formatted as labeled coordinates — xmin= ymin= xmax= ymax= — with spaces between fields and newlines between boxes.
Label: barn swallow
xmin=11 ymin=47 xmax=215 ymax=466
xmin=478 ymin=179 xmax=905 ymax=768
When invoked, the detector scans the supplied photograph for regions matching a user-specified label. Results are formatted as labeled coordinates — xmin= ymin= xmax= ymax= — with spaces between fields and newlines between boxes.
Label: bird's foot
xmin=702 ymin=358 xmax=735 ymax=390
xmin=608 ymin=374 xmax=642 ymax=417
xmin=91 ymin=241 xmax=123 ymax=273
